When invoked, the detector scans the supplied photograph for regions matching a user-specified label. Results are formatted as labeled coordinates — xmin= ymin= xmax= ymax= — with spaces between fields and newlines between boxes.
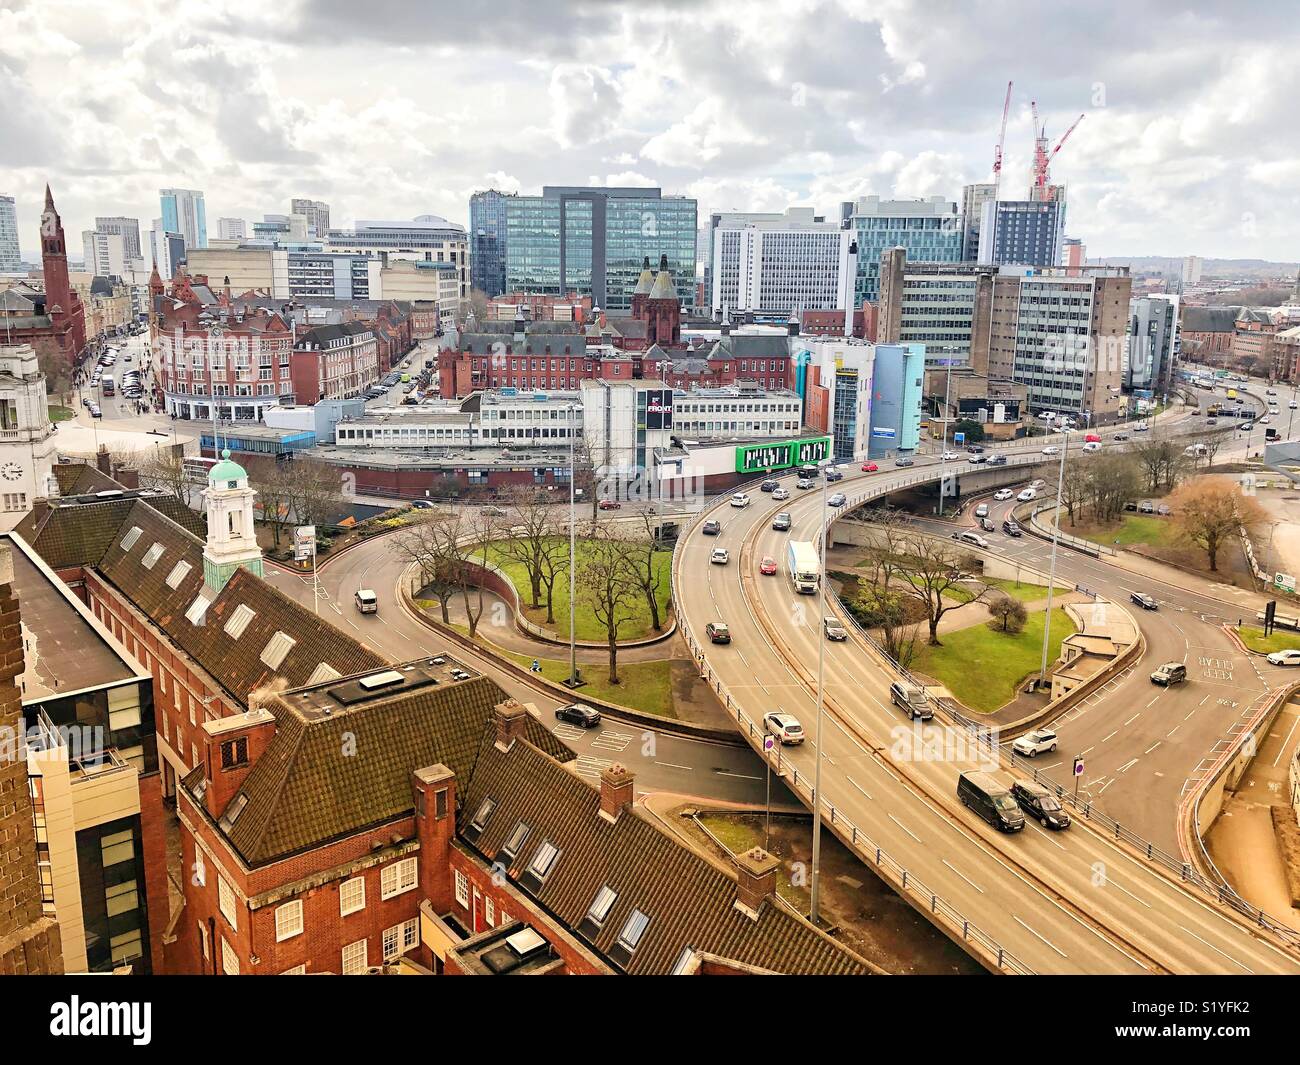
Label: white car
xmin=1259 ymin=416 xmax=1271 ymax=425
xmin=1017 ymin=488 xmax=1037 ymax=502
xmin=1266 ymin=649 xmax=1300 ymax=667
xmin=763 ymin=712 xmax=805 ymax=745
xmin=1041 ymin=445 xmax=1060 ymax=455
xmin=710 ymin=548 xmax=730 ymax=565
xmin=941 ymin=450 xmax=961 ymax=461
xmin=730 ymin=492 xmax=751 ymax=508
xmin=1012 ymin=729 xmax=1059 ymax=757
xmin=771 ymin=487 xmax=790 ymax=501
xmin=994 ymin=489 xmax=1014 ymax=501
xmin=953 ymin=531 xmax=989 ymax=549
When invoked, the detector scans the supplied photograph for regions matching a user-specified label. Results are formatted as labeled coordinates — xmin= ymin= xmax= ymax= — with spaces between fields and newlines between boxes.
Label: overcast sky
xmin=4 ymin=0 xmax=1298 ymax=263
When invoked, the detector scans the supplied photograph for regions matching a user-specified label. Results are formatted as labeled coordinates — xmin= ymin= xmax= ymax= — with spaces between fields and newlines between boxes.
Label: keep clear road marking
xmin=1013 ymin=915 xmax=1068 ymax=959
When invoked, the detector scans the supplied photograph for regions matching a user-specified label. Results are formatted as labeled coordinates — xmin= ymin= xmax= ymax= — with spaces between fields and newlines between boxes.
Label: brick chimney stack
xmin=412 ymin=764 xmax=456 ymax=912
xmin=598 ymin=763 xmax=634 ymax=823
xmin=199 ymin=708 xmax=276 ymax=821
xmin=733 ymin=846 xmax=780 ymax=920
xmin=493 ymin=698 xmax=528 ymax=750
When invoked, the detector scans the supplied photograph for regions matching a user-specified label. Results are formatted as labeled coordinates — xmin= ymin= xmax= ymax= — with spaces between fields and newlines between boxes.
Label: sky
xmin=3 ymin=0 xmax=1299 ymax=263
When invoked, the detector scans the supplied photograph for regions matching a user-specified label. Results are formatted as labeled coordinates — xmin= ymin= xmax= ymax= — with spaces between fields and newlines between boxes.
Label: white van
xmin=1017 ymin=488 xmax=1037 ymax=502
xmin=354 ymin=589 xmax=378 ymax=614
xmin=1081 ymin=441 xmax=1101 ymax=453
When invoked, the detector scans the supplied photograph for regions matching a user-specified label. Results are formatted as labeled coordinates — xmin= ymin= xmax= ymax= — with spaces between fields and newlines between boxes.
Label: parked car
xmin=994 ymin=488 xmax=1014 ymax=500
xmin=598 ymin=498 xmax=622 ymax=510
xmin=731 ymin=492 xmax=751 ymax=508
xmin=710 ymin=548 xmax=730 ymax=565
xmin=1002 ymin=519 xmax=1022 ymax=537
xmin=763 ymin=712 xmax=805 ymax=745
xmin=823 ymin=616 xmax=848 ymax=641
xmin=702 ymin=519 xmax=722 ymax=535
xmin=1266 ymin=649 xmax=1300 ymax=666
xmin=759 ymin=557 xmax=778 ymax=576
xmin=772 ymin=487 xmax=790 ymax=501
xmin=827 ymin=492 xmax=847 ymax=508
xmin=952 ymin=531 xmax=989 ymax=549
xmin=760 ymin=480 xmax=779 ymax=492
xmin=1150 ymin=662 xmax=1188 ymax=686
xmin=894 ymin=456 xmax=915 ymax=468
xmin=957 ymin=771 xmax=1024 ymax=832
xmin=705 ymin=622 xmax=731 ymax=644
xmin=771 ymin=512 xmax=792 ymax=531
xmin=1130 ymin=592 xmax=1158 ymax=610
xmin=1011 ymin=780 xmax=1071 ymax=830
xmin=889 ymin=681 xmax=933 ymax=721
xmin=1137 ymin=500 xmax=1156 ymax=514
xmin=1013 ymin=729 xmax=1059 ymax=757
xmin=860 ymin=461 xmax=879 ymax=472
xmin=556 ymin=703 xmax=602 ymax=728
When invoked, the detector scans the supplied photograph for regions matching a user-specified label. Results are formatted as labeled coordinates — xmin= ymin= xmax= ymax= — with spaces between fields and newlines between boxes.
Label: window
xmin=587 ymin=885 xmax=617 ymax=926
xmin=197 ymin=921 xmax=209 ymax=961
xmin=671 ymin=946 xmax=696 ymax=974
xmin=454 ymin=869 xmax=469 ymax=908
xmin=221 ymin=937 xmax=240 ymax=975
xmin=218 ymin=875 xmax=238 ymax=929
xmin=260 ymin=630 xmax=296 ymax=669
xmin=220 ymin=737 xmax=248 ymax=769
xmin=469 ymin=797 xmax=496 ymax=831
xmin=380 ymin=857 xmax=418 ymax=900
xmin=500 ymin=820 xmax=530 ymax=859
xmin=484 ymin=897 xmax=495 ymax=927
xmin=527 ymin=840 xmax=559 ymax=879
xmin=105 ymin=880 xmax=138 ymax=918
xmin=282 ymin=964 xmax=307 ymax=975
xmin=166 ymin=560 xmax=192 ymax=589
xmin=141 ymin=542 xmax=165 ymax=569
xmin=342 ymin=938 xmax=368 ymax=975
xmin=382 ymin=918 xmax=419 ymax=961
xmin=100 ymin=828 xmax=135 ymax=867
xmin=224 ymin=603 xmax=256 ymax=638
xmin=340 ymin=876 xmax=366 ymax=916
xmin=307 ymin=661 xmax=342 ymax=685
xmin=185 ymin=593 xmax=212 ymax=626
xmin=120 ymin=526 xmax=143 ymax=551
xmin=617 ymin=909 xmax=650 ymax=952
xmin=275 ymin=900 xmax=303 ymax=942
xmin=218 ymin=793 xmax=249 ymax=831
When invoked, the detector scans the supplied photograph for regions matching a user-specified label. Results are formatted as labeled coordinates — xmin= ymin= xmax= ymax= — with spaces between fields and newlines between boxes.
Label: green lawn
xmin=1069 ymin=513 xmax=1173 ymax=547
xmin=953 ymin=577 xmax=1068 ymax=605
xmin=488 ymin=537 xmax=672 ymax=642
xmin=697 ymin=814 xmax=808 ymax=908
xmin=1237 ymin=626 xmax=1300 ymax=654
xmin=913 ymin=607 xmax=1077 ymax=714
xmin=49 ymin=405 xmax=75 ymax=422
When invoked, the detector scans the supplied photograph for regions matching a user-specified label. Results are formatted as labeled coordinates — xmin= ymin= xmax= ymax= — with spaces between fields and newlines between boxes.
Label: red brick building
xmin=290 ymin=322 xmax=380 ymax=403
xmin=1179 ymin=306 xmax=1237 ymax=364
xmin=0 ymin=186 xmax=86 ymax=365
xmin=799 ymin=301 xmax=877 ymax=341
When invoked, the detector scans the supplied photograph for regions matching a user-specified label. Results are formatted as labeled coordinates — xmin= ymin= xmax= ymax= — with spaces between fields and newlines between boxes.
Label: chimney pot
xmin=598 ymin=763 xmax=635 ymax=822
xmin=493 ymin=698 xmax=529 ymax=750
xmin=734 ymin=846 xmax=780 ymax=919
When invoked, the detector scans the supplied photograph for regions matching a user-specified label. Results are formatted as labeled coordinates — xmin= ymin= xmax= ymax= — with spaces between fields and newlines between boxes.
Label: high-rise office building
xmin=93 ymin=217 xmax=142 ymax=262
xmin=1127 ymin=294 xmax=1180 ymax=394
xmin=291 ymin=198 xmax=330 ymax=239
xmin=149 ymin=220 xmax=185 ymax=281
xmin=502 ymin=186 xmax=696 ymax=312
xmin=960 ymin=184 xmax=996 ymax=262
xmin=1182 ymin=255 xmax=1203 ymax=284
xmin=843 ymin=196 xmax=962 ymax=305
xmin=158 ymin=188 xmax=206 ymax=251
xmin=469 ymin=189 xmax=511 ymax=298
xmin=0 ymin=195 xmax=19 ymax=270
xmin=81 ymin=229 xmax=127 ymax=277
xmin=707 ymin=207 xmax=855 ymax=316
xmin=978 ymin=198 xmax=1066 ymax=269
xmin=217 ymin=217 xmax=247 ymax=241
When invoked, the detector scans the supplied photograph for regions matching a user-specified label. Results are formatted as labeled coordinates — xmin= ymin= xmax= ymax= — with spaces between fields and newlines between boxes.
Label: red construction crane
xmin=1030 ymin=102 xmax=1084 ymax=200
xmin=991 ymin=80 xmax=1013 ymax=194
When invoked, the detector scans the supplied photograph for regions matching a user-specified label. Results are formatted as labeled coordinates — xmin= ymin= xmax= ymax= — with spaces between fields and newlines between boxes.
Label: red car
xmin=759 ymin=556 xmax=778 ymax=576
xmin=598 ymin=499 xmax=622 ymax=510
xmin=861 ymin=462 xmax=878 ymax=472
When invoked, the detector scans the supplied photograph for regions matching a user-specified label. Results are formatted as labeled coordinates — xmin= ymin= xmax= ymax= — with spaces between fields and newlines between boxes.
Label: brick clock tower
xmin=39 ymin=186 xmax=86 ymax=362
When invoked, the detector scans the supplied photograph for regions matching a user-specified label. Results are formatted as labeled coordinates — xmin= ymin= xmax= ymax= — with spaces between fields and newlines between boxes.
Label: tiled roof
xmin=52 ymin=462 xmax=121 ymax=496
xmin=221 ymin=674 xmax=570 ymax=866
xmin=14 ymin=497 xmax=138 ymax=570
xmin=460 ymin=737 xmax=870 ymax=975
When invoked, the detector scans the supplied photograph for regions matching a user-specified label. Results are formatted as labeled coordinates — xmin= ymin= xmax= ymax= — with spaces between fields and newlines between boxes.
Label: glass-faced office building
xmin=470 ymin=190 xmax=510 ymax=298
xmin=846 ymin=196 xmax=962 ymax=305
xmin=503 ymin=187 xmax=696 ymax=312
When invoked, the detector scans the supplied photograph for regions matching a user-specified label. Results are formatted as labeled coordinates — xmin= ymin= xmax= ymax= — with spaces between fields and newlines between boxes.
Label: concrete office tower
xmin=159 ymin=187 xmax=207 ymax=250
xmin=844 ymin=196 xmax=962 ymax=304
xmin=291 ymin=198 xmax=330 ymax=239
xmin=0 ymin=194 xmax=19 ymax=270
xmin=82 ymin=229 xmax=127 ymax=277
xmin=93 ymin=216 xmax=142 ymax=261
xmin=877 ymin=248 xmax=993 ymax=371
xmin=150 ymin=220 xmax=184 ymax=281
xmin=217 ymin=217 xmax=248 ymax=241
xmin=961 ymin=183 xmax=996 ymax=262
xmin=707 ymin=207 xmax=854 ymax=316
xmin=1127 ymin=294 xmax=1179 ymax=394
xmin=978 ymin=198 xmax=1066 ymax=268
xmin=1063 ymin=237 xmax=1086 ymax=275
xmin=1182 ymin=255 xmax=1203 ymax=284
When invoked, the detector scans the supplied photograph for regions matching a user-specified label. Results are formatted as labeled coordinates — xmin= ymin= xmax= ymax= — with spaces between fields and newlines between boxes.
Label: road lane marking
xmin=653 ymin=761 xmax=692 ymax=771
xmin=942 ymin=859 xmax=984 ymax=893
xmin=1013 ymin=915 xmax=1067 ymax=958
xmin=1184 ymin=929 xmax=1254 ymax=974
xmin=888 ymin=814 xmax=922 ymax=843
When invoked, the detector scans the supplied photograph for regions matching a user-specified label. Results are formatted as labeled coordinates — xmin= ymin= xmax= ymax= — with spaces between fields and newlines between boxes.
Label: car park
xmin=702 ymin=520 xmax=722 ymax=535
xmin=827 ymin=492 xmax=847 ymax=507
xmin=1266 ymin=649 xmax=1300 ymax=666
xmin=710 ymin=548 xmax=730 ymax=565
xmin=705 ymin=621 xmax=731 ymax=644
xmin=823 ymin=616 xmax=848 ymax=641
xmin=1150 ymin=662 xmax=1188 ymax=686
xmin=771 ymin=486 xmax=790 ymax=500
xmin=957 ymin=771 xmax=1024 ymax=832
xmin=731 ymin=492 xmax=751 ymax=508
xmin=889 ymin=681 xmax=933 ymax=720
xmin=771 ymin=512 xmax=792 ymax=531
xmin=764 ymin=712 xmax=805 ymax=745
xmin=759 ymin=557 xmax=778 ymax=576
xmin=860 ymin=461 xmax=878 ymax=472
xmin=1002 ymin=519 xmax=1022 ymax=536
xmin=1011 ymin=780 xmax=1071 ymax=830
xmin=994 ymin=488 xmax=1014 ymax=500
xmin=1012 ymin=729 xmax=1058 ymax=757
xmin=556 ymin=703 xmax=602 ymax=728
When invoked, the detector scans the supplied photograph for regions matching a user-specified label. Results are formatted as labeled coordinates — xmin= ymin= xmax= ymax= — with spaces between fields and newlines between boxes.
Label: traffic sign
xmin=1073 ymin=756 xmax=1084 ymax=776
xmin=763 ymin=735 xmax=776 ymax=752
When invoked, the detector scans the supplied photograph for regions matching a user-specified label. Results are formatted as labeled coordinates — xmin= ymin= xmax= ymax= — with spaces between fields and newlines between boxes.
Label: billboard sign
xmin=735 ymin=436 xmax=832 ymax=474
xmin=645 ymin=389 xmax=674 ymax=430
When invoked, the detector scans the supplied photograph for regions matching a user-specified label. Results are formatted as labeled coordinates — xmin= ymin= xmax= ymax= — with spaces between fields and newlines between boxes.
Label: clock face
xmin=1 ymin=462 xmax=23 ymax=482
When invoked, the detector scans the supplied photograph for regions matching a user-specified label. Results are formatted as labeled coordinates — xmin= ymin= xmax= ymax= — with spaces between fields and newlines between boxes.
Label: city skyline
xmin=3 ymin=1 xmax=1299 ymax=264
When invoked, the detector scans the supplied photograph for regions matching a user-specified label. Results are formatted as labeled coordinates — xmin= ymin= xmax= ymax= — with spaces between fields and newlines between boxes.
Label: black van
xmin=957 ymin=771 xmax=1025 ymax=832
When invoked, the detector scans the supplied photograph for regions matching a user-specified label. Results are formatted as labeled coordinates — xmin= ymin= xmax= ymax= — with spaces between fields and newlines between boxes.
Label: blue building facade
xmin=980 ymin=199 xmax=1065 ymax=268
xmin=866 ymin=343 xmax=925 ymax=459
xmin=846 ymin=196 xmax=962 ymax=304
xmin=470 ymin=190 xmax=510 ymax=298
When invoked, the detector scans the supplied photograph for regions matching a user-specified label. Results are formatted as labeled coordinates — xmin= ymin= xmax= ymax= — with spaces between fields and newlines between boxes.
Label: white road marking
xmin=942 ymin=859 xmax=984 ymax=893
xmin=1184 ymin=928 xmax=1254 ymax=974
xmin=1013 ymin=915 xmax=1067 ymax=958
xmin=888 ymin=814 xmax=922 ymax=843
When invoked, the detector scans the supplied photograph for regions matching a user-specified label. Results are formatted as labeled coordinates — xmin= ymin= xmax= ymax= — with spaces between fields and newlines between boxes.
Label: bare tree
xmin=576 ymin=529 xmax=642 ymax=684
xmin=457 ymin=508 xmax=501 ymax=639
xmin=137 ymin=445 xmax=191 ymax=507
xmin=393 ymin=510 xmax=462 ymax=624
xmin=283 ymin=457 xmax=344 ymax=530
xmin=1129 ymin=436 xmax=1186 ymax=493
xmin=1169 ymin=476 xmax=1267 ymax=572
xmin=987 ymin=594 xmax=1028 ymax=634
xmin=626 ymin=509 xmax=668 ymax=631
xmin=494 ymin=486 xmax=558 ymax=610
xmin=892 ymin=535 xmax=988 ymax=646
xmin=1198 ymin=429 xmax=1232 ymax=470
xmin=247 ymin=459 xmax=295 ymax=548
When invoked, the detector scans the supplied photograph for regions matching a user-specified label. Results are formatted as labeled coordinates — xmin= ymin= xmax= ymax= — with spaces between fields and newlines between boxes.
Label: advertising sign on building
xmin=735 ymin=436 xmax=832 ymax=474
xmin=645 ymin=389 xmax=674 ymax=430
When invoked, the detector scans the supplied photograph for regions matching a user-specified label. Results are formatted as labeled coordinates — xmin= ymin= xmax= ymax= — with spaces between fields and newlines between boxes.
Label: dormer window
xmin=223 ymin=603 xmax=256 ymax=639
xmin=499 ymin=820 xmax=530 ymax=861
xmin=141 ymin=543 xmax=165 ymax=569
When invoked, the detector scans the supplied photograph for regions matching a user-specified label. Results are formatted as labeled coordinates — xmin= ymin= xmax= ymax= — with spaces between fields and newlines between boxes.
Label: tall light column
xmin=567 ymin=403 xmax=580 ymax=687
xmin=810 ymin=455 xmax=830 ymax=924
xmin=1039 ymin=427 xmax=1069 ymax=683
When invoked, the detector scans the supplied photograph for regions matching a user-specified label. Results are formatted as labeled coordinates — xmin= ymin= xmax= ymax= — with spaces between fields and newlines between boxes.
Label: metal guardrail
xmin=1027 ymin=500 xmax=1116 ymax=557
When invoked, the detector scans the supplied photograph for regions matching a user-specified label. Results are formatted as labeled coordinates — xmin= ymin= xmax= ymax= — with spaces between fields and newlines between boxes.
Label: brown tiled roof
xmin=52 ymin=462 xmax=121 ymax=496
xmin=221 ymin=674 xmax=569 ymax=866
xmin=459 ymin=738 xmax=871 ymax=976
xmin=15 ymin=497 xmax=139 ymax=570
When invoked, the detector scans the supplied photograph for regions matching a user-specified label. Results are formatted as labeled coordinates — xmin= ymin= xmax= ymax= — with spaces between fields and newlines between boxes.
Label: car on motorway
xmin=978 ymin=516 xmax=995 ymax=532
xmin=974 ymin=503 xmax=990 ymax=519
xmin=1016 ymin=488 xmax=1036 ymax=502
xmin=860 ymin=461 xmax=879 ymax=472
xmin=796 ymin=477 xmax=815 ymax=490
xmin=894 ymin=456 xmax=915 ymax=468
xmin=941 ymin=450 xmax=961 ymax=461
xmin=760 ymin=479 xmax=779 ymax=492
xmin=823 ymin=616 xmax=848 ymax=641
xmin=1241 ymin=422 xmax=1254 ymax=431
xmin=556 ymin=703 xmax=602 ymax=728
xmin=710 ymin=547 xmax=730 ymax=565
xmin=889 ymin=681 xmax=933 ymax=720
xmin=705 ymin=621 xmax=732 ymax=644
xmin=702 ymin=519 xmax=722 ymax=535
xmin=824 ymin=469 xmax=844 ymax=483
xmin=598 ymin=498 xmax=622 ymax=510
xmin=1259 ymin=415 xmax=1271 ymax=424
xmin=1266 ymin=649 xmax=1300 ymax=666
xmin=730 ymin=492 xmax=751 ymax=508
xmin=827 ymin=492 xmax=847 ymax=507
xmin=1150 ymin=662 xmax=1188 ymax=686
xmin=1011 ymin=780 xmax=1071 ymax=830
xmin=1291 ymin=401 xmax=1298 ymax=410
xmin=1267 ymin=388 xmax=1277 ymax=395
xmin=966 ymin=444 xmax=985 ymax=454
xmin=957 ymin=771 xmax=1024 ymax=832
xmin=994 ymin=488 xmax=1014 ymax=500
xmin=1002 ymin=519 xmax=1023 ymax=537
xmin=987 ymin=454 xmax=1008 ymax=466
xmin=763 ymin=712 xmax=805 ymax=745
xmin=1082 ymin=441 xmax=1101 ymax=453
xmin=771 ymin=486 xmax=790 ymax=500
xmin=1012 ymin=729 xmax=1059 ymax=757
xmin=1041 ymin=445 xmax=1060 ymax=455
xmin=968 ymin=452 xmax=987 ymax=464
xmin=771 ymin=512 xmax=792 ymax=531
xmin=759 ymin=557 xmax=778 ymax=576
xmin=952 ymin=530 xmax=989 ymax=549
xmin=1113 ymin=432 xmax=1130 ymax=441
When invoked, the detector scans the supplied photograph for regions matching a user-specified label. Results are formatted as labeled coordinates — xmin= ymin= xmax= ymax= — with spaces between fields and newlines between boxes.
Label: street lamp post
xmin=810 ymin=454 xmax=832 ymax=924
xmin=1039 ymin=427 xmax=1069 ymax=685
xmin=938 ymin=359 xmax=954 ymax=517
xmin=566 ymin=403 xmax=580 ymax=688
